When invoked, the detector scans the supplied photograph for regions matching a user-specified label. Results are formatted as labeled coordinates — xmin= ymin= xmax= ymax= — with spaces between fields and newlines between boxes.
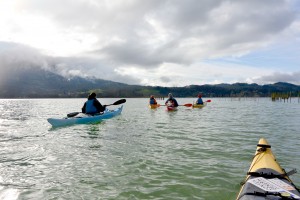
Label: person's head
xmin=198 ymin=93 xmax=202 ymax=98
xmin=168 ymin=93 xmax=173 ymax=98
xmin=150 ymin=95 xmax=154 ymax=99
xmin=88 ymin=92 xmax=97 ymax=99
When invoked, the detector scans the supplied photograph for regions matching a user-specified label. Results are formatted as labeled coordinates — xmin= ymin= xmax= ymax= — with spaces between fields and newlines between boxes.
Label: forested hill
xmin=0 ymin=68 xmax=299 ymax=98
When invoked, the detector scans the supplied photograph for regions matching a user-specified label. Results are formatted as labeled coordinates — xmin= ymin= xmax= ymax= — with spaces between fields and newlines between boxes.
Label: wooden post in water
xmin=271 ymin=92 xmax=292 ymax=103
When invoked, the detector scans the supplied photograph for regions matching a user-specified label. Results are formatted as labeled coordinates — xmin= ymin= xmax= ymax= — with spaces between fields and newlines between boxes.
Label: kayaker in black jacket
xmin=165 ymin=93 xmax=179 ymax=107
xmin=82 ymin=92 xmax=106 ymax=114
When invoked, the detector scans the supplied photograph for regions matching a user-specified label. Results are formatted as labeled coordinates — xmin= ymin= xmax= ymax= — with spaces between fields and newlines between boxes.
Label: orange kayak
xmin=192 ymin=102 xmax=207 ymax=108
xmin=149 ymin=104 xmax=160 ymax=109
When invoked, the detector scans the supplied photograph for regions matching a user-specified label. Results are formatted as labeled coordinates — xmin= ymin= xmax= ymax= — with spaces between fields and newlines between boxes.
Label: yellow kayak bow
xmin=236 ymin=138 xmax=300 ymax=199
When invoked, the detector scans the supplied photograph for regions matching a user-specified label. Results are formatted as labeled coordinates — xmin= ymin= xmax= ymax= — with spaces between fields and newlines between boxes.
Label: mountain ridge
xmin=0 ymin=68 xmax=299 ymax=98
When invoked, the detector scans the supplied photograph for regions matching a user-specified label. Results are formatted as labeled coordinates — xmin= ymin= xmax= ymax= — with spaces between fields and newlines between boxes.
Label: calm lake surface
xmin=0 ymin=98 xmax=299 ymax=200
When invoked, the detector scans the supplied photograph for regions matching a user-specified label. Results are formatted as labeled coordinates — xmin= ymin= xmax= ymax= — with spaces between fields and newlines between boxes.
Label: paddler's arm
xmin=165 ymin=99 xmax=169 ymax=105
xmin=173 ymin=99 xmax=179 ymax=107
xmin=82 ymin=102 xmax=86 ymax=113
xmin=94 ymin=99 xmax=106 ymax=112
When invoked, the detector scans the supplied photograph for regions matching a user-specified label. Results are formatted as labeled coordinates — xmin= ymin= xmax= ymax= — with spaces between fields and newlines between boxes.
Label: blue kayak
xmin=47 ymin=106 xmax=123 ymax=127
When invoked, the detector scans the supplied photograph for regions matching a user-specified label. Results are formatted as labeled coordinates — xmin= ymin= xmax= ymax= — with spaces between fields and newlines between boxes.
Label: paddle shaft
xmin=160 ymin=103 xmax=192 ymax=107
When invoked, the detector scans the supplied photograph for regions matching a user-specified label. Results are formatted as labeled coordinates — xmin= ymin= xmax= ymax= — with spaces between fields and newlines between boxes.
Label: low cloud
xmin=0 ymin=42 xmax=49 ymax=70
xmin=159 ymin=76 xmax=172 ymax=83
xmin=0 ymin=42 xmax=139 ymax=84
xmin=252 ymin=71 xmax=300 ymax=85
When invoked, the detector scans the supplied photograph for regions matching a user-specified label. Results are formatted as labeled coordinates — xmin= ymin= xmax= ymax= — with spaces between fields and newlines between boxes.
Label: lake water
xmin=0 ymin=98 xmax=299 ymax=200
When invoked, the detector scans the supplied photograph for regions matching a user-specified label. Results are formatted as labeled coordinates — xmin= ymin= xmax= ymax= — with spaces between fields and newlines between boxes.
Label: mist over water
xmin=0 ymin=98 xmax=299 ymax=200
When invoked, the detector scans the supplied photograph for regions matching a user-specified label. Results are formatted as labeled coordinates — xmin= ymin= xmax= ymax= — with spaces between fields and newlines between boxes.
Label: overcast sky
xmin=0 ymin=0 xmax=299 ymax=86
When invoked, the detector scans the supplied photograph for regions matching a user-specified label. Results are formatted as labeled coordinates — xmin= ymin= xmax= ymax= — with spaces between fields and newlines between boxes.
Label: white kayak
xmin=47 ymin=106 xmax=123 ymax=127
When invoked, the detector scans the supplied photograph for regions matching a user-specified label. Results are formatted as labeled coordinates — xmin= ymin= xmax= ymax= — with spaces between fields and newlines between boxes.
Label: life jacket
xmin=149 ymin=98 xmax=157 ymax=104
xmin=196 ymin=98 xmax=203 ymax=105
xmin=85 ymin=99 xmax=98 ymax=114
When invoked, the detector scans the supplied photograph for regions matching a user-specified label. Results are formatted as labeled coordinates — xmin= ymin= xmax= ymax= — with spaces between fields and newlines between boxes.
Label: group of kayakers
xmin=81 ymin=92 xmax=204 ymax=115
xmin=150 ymin=93 xmax=203 ymax=108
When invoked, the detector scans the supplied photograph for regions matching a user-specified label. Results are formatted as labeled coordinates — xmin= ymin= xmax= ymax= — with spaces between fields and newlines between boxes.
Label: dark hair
xmin=88 ymin=92 xmax=97 ymax=99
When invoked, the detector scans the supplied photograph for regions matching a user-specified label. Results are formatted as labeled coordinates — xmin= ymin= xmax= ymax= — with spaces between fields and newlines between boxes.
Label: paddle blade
xmin=112 ymin=99 xmax=126 ymax=105
xmin=206 ymin=100 xmax=211 ymax=102
xmin=183 ymin=103 xmax=193 ymax=107
xmin=106 ymin=99 xmax=127 ymax=106
xmin=67 ymin=112 xmax=80 ymax=117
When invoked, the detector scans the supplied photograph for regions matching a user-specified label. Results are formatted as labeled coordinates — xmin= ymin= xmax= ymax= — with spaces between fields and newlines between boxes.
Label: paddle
xmin=106 ymin=99 xmax=126 ymax=106
xmin=67 ymin=99 xmax=126 ymax=117
xmin=192 ymin=100 xmax=211 ymax=106
xmin=160 ymin=103 xmax=192 ymax=107
xmin=180 ymin=103 xmax=192 ymax=107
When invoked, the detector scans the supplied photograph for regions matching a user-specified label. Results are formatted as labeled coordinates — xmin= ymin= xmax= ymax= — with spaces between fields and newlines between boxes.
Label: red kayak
xmin=167 ymin=106 xmax=178 ymax=111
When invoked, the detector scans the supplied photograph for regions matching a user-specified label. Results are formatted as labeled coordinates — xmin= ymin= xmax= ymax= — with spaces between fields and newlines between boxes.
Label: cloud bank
xmin=0 ymin=0 xmax=299 ymax=86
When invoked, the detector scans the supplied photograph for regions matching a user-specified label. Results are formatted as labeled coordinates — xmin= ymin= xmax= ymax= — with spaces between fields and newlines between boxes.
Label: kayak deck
xmin=149 ymin=104 xmax=160 ymax=109
xmin=47 ymin=106 xmax=123 ymax=127
xmin=237 ymin=138 xmax=300 ymax=199
xmin=192 ymin=102 xmax=207 ymax=108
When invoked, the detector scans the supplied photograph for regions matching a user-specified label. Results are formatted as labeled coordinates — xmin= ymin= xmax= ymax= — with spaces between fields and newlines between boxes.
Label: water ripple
xmin=0 ymin=98 xmax=299 ymax=199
